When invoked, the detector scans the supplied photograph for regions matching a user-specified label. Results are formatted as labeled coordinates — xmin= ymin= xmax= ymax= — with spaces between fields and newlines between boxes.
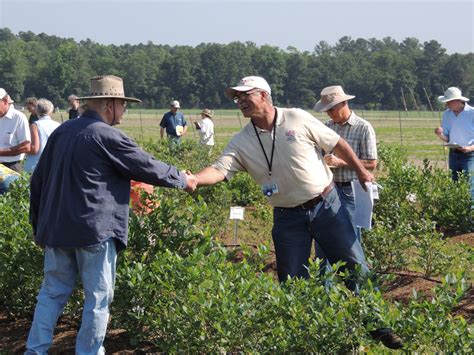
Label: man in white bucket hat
xmin=26 ymin=75 xmax=197 ymax=354
xmin=434 ymin=87 xmax=473 ymax=202
xmin=192 ymin=75 xmax=403 ymax=349
xmin=314 ymin=85 xmax=377 ymax=241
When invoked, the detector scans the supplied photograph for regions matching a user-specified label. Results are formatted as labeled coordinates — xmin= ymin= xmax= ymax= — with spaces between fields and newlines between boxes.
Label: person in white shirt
xmin=24 ymin=98 xmax=61 ymax=173
xmin=0 ymin=88 xmax=31 ymax=172
xmin=434 ymin=87 xmax=474 ymax=202
xmin=195 ymin=108 xmax=215 ymax=148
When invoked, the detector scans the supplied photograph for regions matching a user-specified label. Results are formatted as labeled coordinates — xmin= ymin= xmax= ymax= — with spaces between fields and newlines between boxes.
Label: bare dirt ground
xmin=1 ymin=233 xmax=472 ymax=353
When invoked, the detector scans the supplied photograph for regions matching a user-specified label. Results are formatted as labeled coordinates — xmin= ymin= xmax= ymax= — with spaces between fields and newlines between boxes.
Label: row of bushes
xmin=0 ymin=140 xmax=472 ymax=351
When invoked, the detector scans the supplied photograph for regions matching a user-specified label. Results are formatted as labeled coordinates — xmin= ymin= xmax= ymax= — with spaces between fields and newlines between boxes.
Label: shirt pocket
xmin=0 ymin=133 xmax=13 ymax=146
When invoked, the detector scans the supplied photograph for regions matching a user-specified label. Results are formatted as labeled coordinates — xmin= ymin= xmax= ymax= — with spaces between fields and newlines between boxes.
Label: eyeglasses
xmin=233 ymin=91 xmax=261 ymax=104
xmin=117 ymin=100 xmax=127 ymax=108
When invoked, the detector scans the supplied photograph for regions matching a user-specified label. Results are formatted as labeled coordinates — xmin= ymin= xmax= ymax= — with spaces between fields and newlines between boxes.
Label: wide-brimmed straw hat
xmin=437 ymin=87 xmax=469 ymax=103
xmin=77 ymin=75 xmax=141 ymax=103
xmin=314 ymin=85 xmax=355 ymax=112
xmin=201 ymin=108 xmax=213 ymax=118
xmin=225 ymin=76 xmax=272 ymax=100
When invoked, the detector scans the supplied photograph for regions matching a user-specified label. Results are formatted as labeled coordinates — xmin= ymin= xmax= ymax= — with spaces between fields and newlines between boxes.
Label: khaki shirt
xmin=212 ymin=107 xmax=340 ymax=207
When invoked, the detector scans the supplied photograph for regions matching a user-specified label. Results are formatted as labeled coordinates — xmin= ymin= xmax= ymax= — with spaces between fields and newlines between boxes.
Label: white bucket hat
xmin=170 ymin=100 xmax=180 ymax=108
xmin=314 ymin=85 xmax=355 ymax=112
xmin=0 ymin=88 xmax=14 ymax=103
xmin=437 ymin=87 xmax=469 ymax=103
xmin=77 ymin=75 xmax=141 ymax=103
xmin=225 ymin=76 xmax=272 ymax=100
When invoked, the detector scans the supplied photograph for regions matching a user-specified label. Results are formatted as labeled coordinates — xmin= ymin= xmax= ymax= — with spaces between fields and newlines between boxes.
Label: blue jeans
xmin=335 ymin=182 xmax=362 ymax=241
xmin=272 ymin=186 xmax=369 ymax=291
xmin=449 ymin=150 xmax=474 ymax=202
xmin=25 ymin=239 xmax=117 ymax=355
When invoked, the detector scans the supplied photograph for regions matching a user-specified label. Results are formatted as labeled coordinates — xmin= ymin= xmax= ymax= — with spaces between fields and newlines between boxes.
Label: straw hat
xmin=77 ymin=75 xmax=141 ymax=103
xmin=314 ymin=85 xmax=355 ymax=112
xmin=437 ymin=87 xmax=469 ymax=103
xmin=201 ymin=108 xmax=213 ymax=118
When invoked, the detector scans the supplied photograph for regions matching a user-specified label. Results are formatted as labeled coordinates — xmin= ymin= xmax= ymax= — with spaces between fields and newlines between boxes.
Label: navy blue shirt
xmin=160 ymin=111 xmax=187 ymax=137
xmin=30 ymin=111 xmax=187 ymax=251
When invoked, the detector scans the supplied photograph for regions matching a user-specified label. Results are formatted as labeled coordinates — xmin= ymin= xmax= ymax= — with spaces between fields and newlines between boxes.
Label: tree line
xmin=0 ymin=28 xmax=472 ymax=110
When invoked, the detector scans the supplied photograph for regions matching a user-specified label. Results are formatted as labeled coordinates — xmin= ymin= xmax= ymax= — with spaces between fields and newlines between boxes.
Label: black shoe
xmin=369 ymin=327 xmax=404 ymax=349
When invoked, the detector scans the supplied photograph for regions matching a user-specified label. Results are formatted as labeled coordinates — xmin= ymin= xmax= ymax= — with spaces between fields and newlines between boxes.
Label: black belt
xmin=295 ymin=195 xmax=323 ymax=209
xmin=335 ymin=181 xmax=353 ymax=187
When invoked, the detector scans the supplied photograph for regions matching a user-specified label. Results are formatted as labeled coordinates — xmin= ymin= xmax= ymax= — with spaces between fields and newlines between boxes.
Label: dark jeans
xmin=335 ymin=182 xmax=362 ymax=241
xmin=272 ymin=187 xmax=369 ymax=291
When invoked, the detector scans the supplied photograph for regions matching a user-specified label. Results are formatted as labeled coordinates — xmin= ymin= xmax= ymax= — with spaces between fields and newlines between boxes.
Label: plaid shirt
xmin=325 ymin=111 xmax=377 ymax=182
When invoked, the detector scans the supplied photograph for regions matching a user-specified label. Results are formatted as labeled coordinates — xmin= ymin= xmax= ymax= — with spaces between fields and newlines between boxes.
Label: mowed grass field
xmin=53 ymin=108 xmax=450 ymax=168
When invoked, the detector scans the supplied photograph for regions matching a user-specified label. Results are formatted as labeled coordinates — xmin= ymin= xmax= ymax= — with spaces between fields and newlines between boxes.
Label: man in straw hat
xmin=314 ymin=85 xmax=377 ymax=241
xmin=0 ymin=88 xmax=31 ymax=172
xmin=192 ymin=76 xmax=402 ymax=349
xmin=195 ymin=108 xmax=215 ymax=147
xmin=26 ymin=75 xmax=197 ymax=353
xmin=434 ymin=87 xmax=473 ymax=202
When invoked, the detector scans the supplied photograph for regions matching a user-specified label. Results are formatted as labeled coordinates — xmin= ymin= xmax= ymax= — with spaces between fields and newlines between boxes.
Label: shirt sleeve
xmin=98 ymin=130 xmax=187 ymax=189
xmin=15 ymin=113 xmax=31 ymax=144
xmin=159 ymin=114 xmax=167 ymax=128
xmin=359 ymin=124 xmax=377 ymax=160
xmin=212 ymin=137 xmax=246 ymax=181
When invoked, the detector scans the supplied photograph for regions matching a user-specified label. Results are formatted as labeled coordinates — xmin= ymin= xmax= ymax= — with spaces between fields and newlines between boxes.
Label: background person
xmin=193 ymin=75 xmax=402 ymax=350
xmin=26 ymin=75 xmax=197 ymax=354
xmin=314 ymin=85 xmax=377 ymax=240
xmin=25 ymin=97 xmax=39 ymax=124
xmin=0 ymin=88 xmax=31 ymax=172
xmin=160 ymin=100 xmax=187 ymax=148
xmin=67 ymin=94 xmax=80 ymax=119
xmin=434 ymin=87 xmax=474 ymax=202
xmin=23 ymin=98 xmax=61 ymax=173
xmin=195 ymin=108 xmax=215 ymax=148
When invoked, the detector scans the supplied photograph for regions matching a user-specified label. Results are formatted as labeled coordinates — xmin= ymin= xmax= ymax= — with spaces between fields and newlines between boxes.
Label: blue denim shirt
xmin=30 ymin=111 xmax=187 ymax=251
xmin=160 ymin=111 xmax=187 ymax=137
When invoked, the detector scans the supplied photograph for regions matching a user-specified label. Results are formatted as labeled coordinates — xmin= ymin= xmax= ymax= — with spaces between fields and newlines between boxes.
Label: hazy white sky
xmin=1 ymin=0 xmax=473 ymax=53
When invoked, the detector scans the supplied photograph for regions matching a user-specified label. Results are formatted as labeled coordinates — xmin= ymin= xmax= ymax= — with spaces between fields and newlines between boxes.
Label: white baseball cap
xmin=170 ymin=100 xmax=180 ymax=108
xmin=437 ymin=87 xmax=469 ymax=103
xmin=0 ymin=88 xmax=14 ymax=103
xmin=225 ymin=76 xmax=272 ymax=100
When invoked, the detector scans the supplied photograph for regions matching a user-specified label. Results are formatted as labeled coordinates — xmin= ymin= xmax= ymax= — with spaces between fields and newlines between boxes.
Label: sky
xmin=0 ymin=0 xmax=473 ymax=54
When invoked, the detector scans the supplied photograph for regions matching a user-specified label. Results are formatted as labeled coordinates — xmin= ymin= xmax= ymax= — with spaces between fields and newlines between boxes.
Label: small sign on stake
xmin=229 ymin=206 xmax=245 ymax=245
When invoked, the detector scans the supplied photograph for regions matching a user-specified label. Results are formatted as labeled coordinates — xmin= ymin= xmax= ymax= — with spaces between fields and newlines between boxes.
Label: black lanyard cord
xmin=252 ymin=110 xmax=277 ymax=176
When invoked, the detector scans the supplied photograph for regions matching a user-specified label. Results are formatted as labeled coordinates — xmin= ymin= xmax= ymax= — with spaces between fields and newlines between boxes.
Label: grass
xmin=49 ymin=108 xmax=450 ymax=166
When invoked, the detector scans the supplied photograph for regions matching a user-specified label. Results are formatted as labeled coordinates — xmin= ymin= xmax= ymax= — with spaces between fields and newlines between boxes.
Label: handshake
xmin=184 ymin=170 xmax=198 ymax=193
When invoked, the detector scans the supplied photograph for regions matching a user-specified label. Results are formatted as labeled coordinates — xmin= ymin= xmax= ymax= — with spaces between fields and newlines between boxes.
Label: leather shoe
xmin=369 ymin=327 xmax=404 ymax=349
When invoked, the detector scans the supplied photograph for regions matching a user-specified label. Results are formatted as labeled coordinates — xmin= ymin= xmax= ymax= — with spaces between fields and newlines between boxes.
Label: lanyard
xmin=252 ymin=110 xmax=277 ymax=176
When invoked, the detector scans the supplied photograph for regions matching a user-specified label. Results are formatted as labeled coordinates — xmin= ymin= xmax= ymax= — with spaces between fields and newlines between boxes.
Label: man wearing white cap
xmin=193 ymin=76 xmax=402 ymax=349
xmin=26 ymin=75 xmax=197 ymax=354
xmin=314 ymin=85 xmax=377 ymax=240
xmin=160 ymin=100 xmax=187 ymax=149
xmin=434 ymin=87 xmax=474 ymax=202
xmin=0 ymin=88 xmax=31 ymax=172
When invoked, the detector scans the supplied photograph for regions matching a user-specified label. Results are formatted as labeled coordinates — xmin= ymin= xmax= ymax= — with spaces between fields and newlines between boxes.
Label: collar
xmin=249 ymin=107 xmax=285 ymax=135
xmin=82 ymin=110 xmax=106 ymax=122
xmin=0 ymin=105 xmax=16 ymax=120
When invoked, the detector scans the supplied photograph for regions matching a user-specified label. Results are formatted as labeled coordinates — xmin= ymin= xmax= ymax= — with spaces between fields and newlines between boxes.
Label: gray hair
xmin=68 ymin=94 xmax=79 ymax=102
xmin=36 ymin=98 xmax=54 ymax=116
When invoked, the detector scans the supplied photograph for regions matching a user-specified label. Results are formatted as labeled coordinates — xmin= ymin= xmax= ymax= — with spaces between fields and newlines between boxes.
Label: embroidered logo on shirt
xmin=285 ymin=130 xmax=296 ymax=142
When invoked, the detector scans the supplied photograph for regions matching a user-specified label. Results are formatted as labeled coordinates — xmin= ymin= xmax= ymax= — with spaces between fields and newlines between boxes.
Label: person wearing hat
xmin=314 ymin=85 xmax=377 ymax=241
xmin=0 ymin=88 xmax=31 ymax=172
xmin=192 ymin=75 xmax=402 ymax=349
xmin=195 ymin=108 xmax=215 ymax=147
xmin=434 ymin=87 xmax=473 ymax=201
xmin=160 ymin=99 xmax=187 ymax=149
xmin=25 ymin=75 xmax=197 ymax=354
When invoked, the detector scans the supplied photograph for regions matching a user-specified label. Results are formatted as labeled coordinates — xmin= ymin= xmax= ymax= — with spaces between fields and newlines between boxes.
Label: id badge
xmin=261 ymin=183 xmax=279 ymax=197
